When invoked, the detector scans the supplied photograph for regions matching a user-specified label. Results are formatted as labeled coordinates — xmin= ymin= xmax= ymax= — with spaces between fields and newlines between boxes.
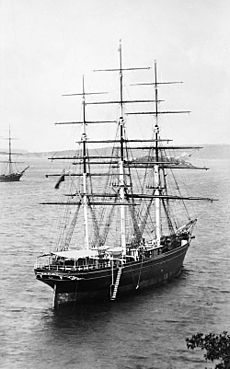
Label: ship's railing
xmin=34 ymin=260 xmax=115 ymax=272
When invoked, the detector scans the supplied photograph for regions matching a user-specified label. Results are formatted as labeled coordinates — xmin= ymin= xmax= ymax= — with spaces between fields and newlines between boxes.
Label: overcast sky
xmin=0 ymin=0 xmax=229 ymax=152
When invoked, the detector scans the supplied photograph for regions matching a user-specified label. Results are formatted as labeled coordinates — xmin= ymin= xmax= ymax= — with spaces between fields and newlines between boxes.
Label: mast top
xmin=94 ymin=42 xmax=150 ymax=73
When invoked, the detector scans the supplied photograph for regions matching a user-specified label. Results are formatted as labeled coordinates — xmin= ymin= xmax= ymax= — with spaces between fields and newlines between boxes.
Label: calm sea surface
xmin=0 ymin=158 xmax=230 ymax=369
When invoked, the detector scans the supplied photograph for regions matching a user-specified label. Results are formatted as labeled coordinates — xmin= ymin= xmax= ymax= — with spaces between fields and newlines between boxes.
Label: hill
xmin=21 ymin=144 xmax=230 ymax=160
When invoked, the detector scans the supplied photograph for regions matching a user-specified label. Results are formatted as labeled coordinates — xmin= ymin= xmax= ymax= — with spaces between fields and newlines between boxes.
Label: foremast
xmin=153 ymin=61 xmax=161 ymax=247
xmin=47 ymin=79 xmax=118 ymax=250
xmin=60 ymin=76 xmax=90 ymax=249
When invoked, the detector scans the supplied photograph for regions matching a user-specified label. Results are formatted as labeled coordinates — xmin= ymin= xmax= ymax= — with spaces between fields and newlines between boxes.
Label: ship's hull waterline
xmin=35 ymin=242 xmax=189 ymax=308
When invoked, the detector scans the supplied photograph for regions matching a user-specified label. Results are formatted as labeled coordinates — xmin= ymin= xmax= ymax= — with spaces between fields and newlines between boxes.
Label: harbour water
xmin=0 ymin=157 xmax=230 ymax=369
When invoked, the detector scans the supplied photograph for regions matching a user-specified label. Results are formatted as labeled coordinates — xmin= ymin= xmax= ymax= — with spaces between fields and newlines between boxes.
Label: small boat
xmin=0 ymin=128 xmax=29 ymax=182
xmin=34 ymin=42 xmax=215 ymax=308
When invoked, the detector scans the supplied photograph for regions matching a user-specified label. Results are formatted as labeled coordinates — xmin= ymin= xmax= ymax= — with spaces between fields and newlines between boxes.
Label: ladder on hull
xmin=110 ymin=267 xmax=122 ymax=301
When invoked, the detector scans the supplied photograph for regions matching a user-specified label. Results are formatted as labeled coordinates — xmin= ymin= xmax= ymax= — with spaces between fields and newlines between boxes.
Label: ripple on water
xmin=1 ymin=159 xmax=230 ymax=369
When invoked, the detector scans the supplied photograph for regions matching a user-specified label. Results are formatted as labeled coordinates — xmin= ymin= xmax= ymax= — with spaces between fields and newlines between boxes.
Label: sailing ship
xmin=0 ymin=128 xmax=29 ymax=182
xmin=34 ymin=43 xmax=215 ymax=308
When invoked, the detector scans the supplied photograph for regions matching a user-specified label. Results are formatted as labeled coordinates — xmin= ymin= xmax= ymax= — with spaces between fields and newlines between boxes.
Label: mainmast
xmin=118 ymin=41 xmax=126 ymax=258
xmin=81 ymin=76 xmax=90 ymax=249
xmin=89 ymin=41 xmax=151 ymax=254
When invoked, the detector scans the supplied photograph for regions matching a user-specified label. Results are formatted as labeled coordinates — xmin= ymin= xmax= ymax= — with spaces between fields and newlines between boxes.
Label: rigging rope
xmin=63 ymin=203 xmax=81 ymax=249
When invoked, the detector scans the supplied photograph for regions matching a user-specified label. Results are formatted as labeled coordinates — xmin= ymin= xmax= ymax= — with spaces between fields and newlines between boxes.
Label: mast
xmin=126 ymin=64 xmax=192 ymax=243
xmin=153 ymin=61 xmax=161 ymax=247
xmin=82 ymin=76 xmax=90 ymax=249
xmin=53 ymin=80 xmax=116 ymax=249
xmin=8 ymin=126 xmax=12 ymax=174
xmin=91 ymin=41 xmax=151 ymax=254
xmin=118 ymin=41 xmax=126 ymax=258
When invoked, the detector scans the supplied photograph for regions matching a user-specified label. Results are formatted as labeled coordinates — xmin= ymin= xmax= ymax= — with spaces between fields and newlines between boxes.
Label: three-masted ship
xmin=0 ymin=128 xmax=29 ymax=182
xmin=34 ymin=43 xmax=214 ymax=308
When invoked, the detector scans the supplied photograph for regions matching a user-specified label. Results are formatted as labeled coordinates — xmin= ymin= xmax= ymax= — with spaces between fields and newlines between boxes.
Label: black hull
xmin=35 ymin=243 xmax=190 ymax=307
xmin=0 ymin=173 xmax=23 ymax=182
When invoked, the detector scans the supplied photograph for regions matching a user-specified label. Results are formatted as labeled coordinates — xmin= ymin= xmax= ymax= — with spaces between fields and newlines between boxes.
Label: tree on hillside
xmin=186 ymin=331 xmax=230 ymax=369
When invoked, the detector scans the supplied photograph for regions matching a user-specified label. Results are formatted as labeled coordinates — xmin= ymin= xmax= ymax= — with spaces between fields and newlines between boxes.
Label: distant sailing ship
xmin=0 ymin=128 xmax=29 ymax=182
xmin=34 ymin=43 xmax=215 ymax=308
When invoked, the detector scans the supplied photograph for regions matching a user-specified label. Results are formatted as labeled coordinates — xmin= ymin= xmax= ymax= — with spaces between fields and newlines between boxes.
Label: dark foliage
xmin=186 ymin=332 xmax=230 ymax=369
